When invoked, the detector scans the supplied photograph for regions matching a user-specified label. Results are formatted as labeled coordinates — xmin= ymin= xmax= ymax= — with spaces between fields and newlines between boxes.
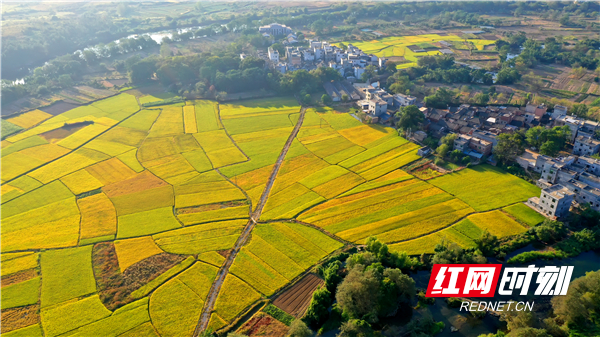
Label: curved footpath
xmin=193 ymin=107 xmax=307 ymax=336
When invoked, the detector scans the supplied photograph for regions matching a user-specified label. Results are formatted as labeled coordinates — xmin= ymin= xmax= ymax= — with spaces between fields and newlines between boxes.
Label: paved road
xmin=193 ymin=107 xmax=307 ymax=336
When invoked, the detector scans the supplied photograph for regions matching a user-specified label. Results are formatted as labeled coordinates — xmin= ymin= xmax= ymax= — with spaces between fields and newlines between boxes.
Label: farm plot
xmin=298 ymin=178 xmax=474 ymax=244
xmin=153 ymin=219 xmax=246 ymax=255
xmin=339 ymin=34 xmax=496 ymax=69
xmin=272 ymin=273 xmax=324 ymax=317
xmin=428 ymin=165 xmax=541 ymax=211
xmin=229 ymin=222 xmax=342 ymax=296
xmin=193 ymin=130 xmax=247 ymax=168
xmin=502 ymin=203 xmax=546 ymax=227
xmin=150 ymin=262 xmax=218 ymax=337
xmin=212 ymin=274 xmax=262 ymax=327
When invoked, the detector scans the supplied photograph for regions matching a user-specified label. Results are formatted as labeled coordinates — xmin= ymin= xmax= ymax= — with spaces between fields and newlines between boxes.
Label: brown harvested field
xmin=39 ymin=101 xmax=79 ymax=115
xmin=272 ymin=273 xmax=324 ymax=317
xmin=39 ymin=121 xmax=92 ymax=142
xmin=237 ymin=312 xmax=288 ymax=337
xmin=1 ymin=305 xmax=40 ymax=333
xmin=92 ymin=242 xmax=184 ymax=310
xmin=1 ymin=269 xmax=37 ymax=288
xmin=102 ymin=171 xmax=169 ymax=198
xmin=108 ymin=79 xmax=128 ymax=86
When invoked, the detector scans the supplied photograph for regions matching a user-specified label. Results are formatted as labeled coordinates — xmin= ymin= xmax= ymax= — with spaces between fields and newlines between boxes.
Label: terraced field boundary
xmin=194 ymin=107 xmax=307 ymax=335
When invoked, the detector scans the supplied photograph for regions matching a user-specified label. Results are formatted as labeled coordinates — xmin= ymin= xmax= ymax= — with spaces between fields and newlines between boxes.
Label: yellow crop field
xmin=183 ymin=105 xmax=197 ymax=133
xmin=2 ymin=152 xmax=46 ymax=181
xmin=145 ymin=154 xmax=196 ymax=180
xmin=97 ymin=126 xmax=147 ymax=147
xmin=7 ymin=110 xmax=53 ymax=128
xmin=467 ymin=210 xmax=528 ymax=237
xmin=18 ymin=144 xmax=71 ymax=162
xmin=193 ymin=130 xmax=234 ymax=153
xmin=1 ymin=252 xmax=39 ymax=277
xmin=177 ymin=205 xmax=249 ymax=226
xmin=86 ymin=158 xmax=137 ymax=185
xmin=117 ymin=206 xmax=182 ymax=239
xmin=56 ymin=123 xmax=110 ymax=150
xmin=27 ymin=148 xmax=110 ymax=184
xmin=148 ymin=106 xmax=184 ymax=138
xmin=117 ymin=149 xmax=144 ymax=173
xmin=83 ymin=139 xmax=136 ymax=157
xmin=198 ymin=251 xmax=226 ymax=266
xmin=110 ymin=184 xmax=174 ymax=216
xmin=213 ymin=274 xmax=261 ymax=323
xmin=153 ymin=220 xmax=245 ymax=254
xmin=174 ymin=134 xmax=201 ymax=153
xmin=312 ymin=172 xmax=365 ymax=199
xmin=138 ymin=137 xmax=178 ymax=162
xmin=78 ymin=193 xmax=116 ymax=240
xmin=114 ymin=236 xmax=164 ymax=272
xmin=102 ymin=171 xmax=169 ymax=198
xmin=338 ymin=124 xmax=394 ymax=147
xmin=119 ymin=109 xmax=161 ymax=132
xmin=60 ymin=169 xmax=104 ymax=195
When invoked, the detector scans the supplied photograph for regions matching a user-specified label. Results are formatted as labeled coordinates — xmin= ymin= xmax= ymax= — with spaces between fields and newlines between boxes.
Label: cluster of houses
xmin=259 ymin=23 xmax=389 ymax=79
xmin=418 ymin=103 xmax=600 ymax=160
xmin=415 ymin=101 xmax=600 ymax=220
xmin=527 ymin=154 xmax=600 ymax=219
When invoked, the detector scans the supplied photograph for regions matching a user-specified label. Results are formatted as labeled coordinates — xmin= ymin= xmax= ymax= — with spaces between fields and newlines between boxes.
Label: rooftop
xmin=544 ymin=184 xmax=575 ymax=198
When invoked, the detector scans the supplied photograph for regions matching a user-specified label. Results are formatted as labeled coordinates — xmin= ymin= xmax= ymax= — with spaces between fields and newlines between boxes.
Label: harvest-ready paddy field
xmin=338 ymin=34 xmax=497 ymax=69
xmin=1 ymin=93 xmax=540 ymax=336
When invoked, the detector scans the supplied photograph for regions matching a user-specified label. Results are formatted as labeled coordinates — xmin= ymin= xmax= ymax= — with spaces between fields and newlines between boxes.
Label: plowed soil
xmin=238 ymin=313 xmax=288 ymax=337
xmin=272 ymin=273 xmax=324 ymax=317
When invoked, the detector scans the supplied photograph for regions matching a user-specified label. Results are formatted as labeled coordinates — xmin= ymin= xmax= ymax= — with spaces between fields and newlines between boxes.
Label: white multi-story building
xmin=259 ymin=23 xmax=293 ymax=36
xmin=267 ymin=47 xmax=279 ymax=63
xmin=393 ymin=93 xmax=417 ymax=107
xmin=527 ymin=184 xmax=575 ymax=218
xmin=573 ymin=135 xmax=600 ymax=157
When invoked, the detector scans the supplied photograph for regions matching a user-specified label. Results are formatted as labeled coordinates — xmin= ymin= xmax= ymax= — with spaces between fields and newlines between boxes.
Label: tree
xmin=552 ymin=270 xmax=600 ymax=334
xmin=129 ymin=58 xmax=157 ymax=83
xmin=473 ymin=93 xmax=490 ymax=105
xmin=286 ymin=319 xmax=313 ymax=337
xmin=342 ymin=94 xmax=349 ymax=102
xmin=475 ymin=230 xmax=498 ymax=256
xmin=526 ymin=126 xmax=545 ymax=149
xmin=540 ymin=140 xmax=560 ymax=157
xmin=160 ymin=44 xmax=172 ymax=57
xmin=338 ymin=320 xmax=375 ymax=337
xmin=336 ymin=266 xmax=380 ymax=321
xmin=494 ymin=133 xmax=525 ymax=163
xmin=436 ymin=143 xmax=450 ymax=158
xmin=58 ymin=74 xmax=73 ymax=88
xmin=304 ymin=286 xmax=331 ymax=328
xmin=535 ymin=220 xmax=567 ymax=243
xmin=424 ymin=87 xmax=455 ymax=108
xmin=395 ymin=105 xmax=424 ymax=132
xmin=321 ymin=94 xmax=333 ymax=105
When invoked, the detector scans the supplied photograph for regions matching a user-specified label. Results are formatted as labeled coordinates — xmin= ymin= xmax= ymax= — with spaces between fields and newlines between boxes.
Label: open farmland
xmin=1 ymin=93 xmax=542 ymax=335
xmin=338 ymin=34 xmax=496 ymax=69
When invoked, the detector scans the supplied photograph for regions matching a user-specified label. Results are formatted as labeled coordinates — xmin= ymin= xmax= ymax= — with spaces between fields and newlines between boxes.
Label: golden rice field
xmin=1 ymin=93 xmax=541 ymax=335
xmin=338 ymin=34 xmax=496 ymax=69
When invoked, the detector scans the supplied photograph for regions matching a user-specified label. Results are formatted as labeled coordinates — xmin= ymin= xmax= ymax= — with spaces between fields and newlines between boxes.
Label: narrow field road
xmin=193 ymin=107 xmax=307 ymax=336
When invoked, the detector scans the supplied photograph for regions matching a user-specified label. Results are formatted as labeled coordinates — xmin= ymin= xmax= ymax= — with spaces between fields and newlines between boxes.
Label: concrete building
xmin=552 ymin=105 xmax=568 ymax=119
xmin=527 ymin=184 xmax=575 ymax=218
xmin=259 ymin=23 xmax=293 ymax=36
xmin=393 ymin=93 xmax=417 ymax=108
xmin=454 ymin=134 xmax=492 ymax=157
xmin=267 ymin=47 xmax=279 ymax=63
xmin=526 ymin=103 xmax=547 ymax=117
xmin=554 ymin=115 xmax=600 ymax=142
xmin=573 ymin=135 xmax=600 ymax=156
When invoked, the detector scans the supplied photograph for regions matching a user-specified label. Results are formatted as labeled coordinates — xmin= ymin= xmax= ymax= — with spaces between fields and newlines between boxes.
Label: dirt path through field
xmin=193 ymin=107 xmax=307 ymax=336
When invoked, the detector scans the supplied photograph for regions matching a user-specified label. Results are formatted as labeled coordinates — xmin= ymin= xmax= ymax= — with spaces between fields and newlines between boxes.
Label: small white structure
xmin=393 ymin=93 xmax=417 ymax=108
xmin=267 ymin=47 xmax=279 ymax=63
xmin=573 ymin=135 xmax=600 ymax=156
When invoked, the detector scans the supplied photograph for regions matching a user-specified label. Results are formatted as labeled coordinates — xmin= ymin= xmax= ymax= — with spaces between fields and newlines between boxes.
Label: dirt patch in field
xmin=272 ymin=273 xmax=324 ymax=317
xmin=108 ymin=79 xmax=128 ymax=86
xmin=1 ymin=269 xmax=37 ymax=288
xmin=102 ymin=171 xmax=169 ymax=198
xmin=238 ymin=313 xmax=289 ymax=337
xmin=410 ymin=163 xmax=444 ymax=180
xmin=1 ymin=305 xmax=40 ymax=333
xmin=92 ymin=242 xmax=184 ymax=310
xmin=39 ymin=101 xmax=79 ymax=116
xmin=39 ymin=121 xmax=93 ymax=142
xmin=218 ymin=249 xmax=232 ymax=259
xmin=177 ymin=201 xmax=248 ymax=214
